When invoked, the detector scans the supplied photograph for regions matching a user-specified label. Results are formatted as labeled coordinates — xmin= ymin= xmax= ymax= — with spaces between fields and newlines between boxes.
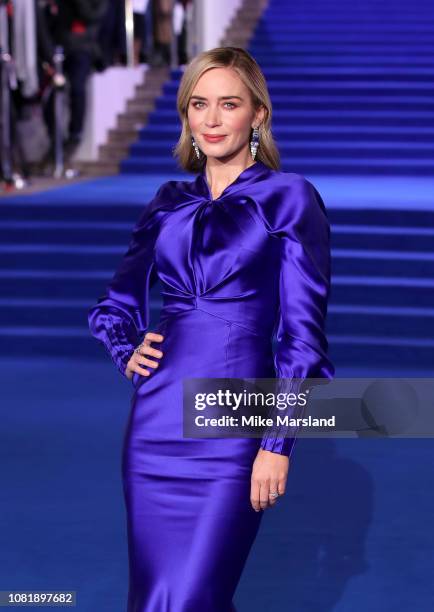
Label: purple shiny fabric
xmin=88 ymin=160 xmax=334 ymax=611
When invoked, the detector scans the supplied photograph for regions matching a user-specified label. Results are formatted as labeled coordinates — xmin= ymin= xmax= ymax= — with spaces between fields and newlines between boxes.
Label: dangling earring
xmin=191 ymin=136 xmax=201 ymax=159
xmin=250 ymin=126 xmax=260 ymax=160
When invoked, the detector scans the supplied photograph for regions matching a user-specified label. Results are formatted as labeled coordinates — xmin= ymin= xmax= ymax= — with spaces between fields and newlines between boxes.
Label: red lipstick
xmin=203 ymin=134 xmax=226 ymax=143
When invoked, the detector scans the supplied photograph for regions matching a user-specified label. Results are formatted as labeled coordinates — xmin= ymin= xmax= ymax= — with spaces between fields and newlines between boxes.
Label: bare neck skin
xmin=204 ymin=154 xmax=256 ymax=200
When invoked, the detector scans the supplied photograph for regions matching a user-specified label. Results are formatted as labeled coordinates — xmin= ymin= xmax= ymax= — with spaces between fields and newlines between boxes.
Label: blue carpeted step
xmin=0 ymin=221 xmax=133 ymax=245
xmin=239 ymin=56 xmax=434 ymax=67
xmin=253 ymin=29 xmax=434 ymax=38
xmin=2 ymin=244 xmax=433 ymax=278
xmin=255 ymin=24 xmax=434 ymax=29
xmin=330 ymin=276 xmax=434 ymax=307
xmin=121 ymin=156 xmax=434 ymax=176
xmin=1 ymin=324 xmax=432 ymax=368
xmin=327 ymin=209 xmax=434 ymax=227
xmin=249 ymin=43 xmax=434 ymax=52
xmin=3 ymin=221 xmax=431 ymax=252
xmin=1 ymin=204 xmax=433 ymax=230
xmin=328 ymin=336 xmax=434 ymax=368
xmin=0 ymin=205 xmax=142 ymax=222
xmin=0 ymin=269 xmax=432 ymax=307
xmin=256 ymin=19 xmax=434 ymax=26
xmin=0 ymin=269 xmax=112 ymax=299
xmin=0 ymin=245 xmax=125 ymax=270
xmin=1 ymin=298 xmax=433 ymax=341
xmin=0 ymin=296 xmax=162 ymax=327
xmin=130 ymin=140 xmax=434 ymax=159
xmin=326 ymin=305 xmax=434 ymax=338
xmin=331 ymin=225 xmax=434 ymax=251
xmin=331 ymin=250 xmax=434 ymax=277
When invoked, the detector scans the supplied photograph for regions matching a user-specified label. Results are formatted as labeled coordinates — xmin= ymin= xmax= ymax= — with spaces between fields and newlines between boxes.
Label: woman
xmin=88 ymin=46 xmax=334 ymax=611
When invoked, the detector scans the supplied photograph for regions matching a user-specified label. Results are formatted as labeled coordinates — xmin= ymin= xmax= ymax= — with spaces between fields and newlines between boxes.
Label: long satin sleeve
xmin=260 ymin=175 xmax=335 ymax=457
xmin=87 ymin=188 xmax=164 ymax=379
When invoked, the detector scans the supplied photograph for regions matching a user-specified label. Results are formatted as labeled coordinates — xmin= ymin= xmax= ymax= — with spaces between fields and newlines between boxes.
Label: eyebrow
xmin=190 ymin=95 xmax=243 ymax=101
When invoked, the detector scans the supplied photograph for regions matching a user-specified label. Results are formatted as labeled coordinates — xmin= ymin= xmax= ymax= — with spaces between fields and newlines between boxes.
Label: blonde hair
xmin=172 ymin=46 xmax=281 ymax=173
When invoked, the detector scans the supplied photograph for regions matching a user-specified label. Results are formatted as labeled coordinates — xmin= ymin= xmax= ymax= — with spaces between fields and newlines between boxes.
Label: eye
xmin=190 ymin=101 xmax=237 ymax=109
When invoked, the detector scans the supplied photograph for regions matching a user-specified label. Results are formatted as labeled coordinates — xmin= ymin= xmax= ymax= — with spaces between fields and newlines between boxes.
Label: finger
xmin=135 ymin=354 xmax=160 ymax=369
xmin=132 ymin=365 xmax=150 ymax=376
xmin=135 ymin=342 xmax=163 ymax=360
xmin=268 ymin=478 xmax=280 ymax=507
xmin=278 ymin=471 xmax=288 ymax=497
xmin=144 ymin=332 xmax=164 ymax=343
xmin=141 ymin=346 xmax=163 ymax=358
xmin=259 ymin=479 xmax=271 ymax=510
xmin=250 ymin=478 xmax=261 ymax=512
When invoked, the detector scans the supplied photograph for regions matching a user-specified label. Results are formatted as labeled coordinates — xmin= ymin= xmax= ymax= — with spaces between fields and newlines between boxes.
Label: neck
xmin=204 ymin=159 xmax=257 ymax=199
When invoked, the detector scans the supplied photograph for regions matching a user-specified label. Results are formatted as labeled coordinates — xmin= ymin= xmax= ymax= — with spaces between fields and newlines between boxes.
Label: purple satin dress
xmin=88 ymin=160 xmax=334 ymax=611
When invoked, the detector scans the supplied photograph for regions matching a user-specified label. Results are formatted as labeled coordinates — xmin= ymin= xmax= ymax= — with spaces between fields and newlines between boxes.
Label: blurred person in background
xmin=150 ymin=0 xmax=172 ymax=66
xmin=150 ymin=0 xmax=190 ymax=67
xmin=1 ymin=0 xmax=38 ymax=183
xmin=37 ymin=0 xmax=107 ymax=171
xmin=36 ymin=0 xmax=59 ymax=173
xmin=133 ymin=0 xmax=150 ymax=65
xmin=175 ymin=0 xmax=191 ymax=66
xmin=98 ymin=0 xmax=127 ymax=68
xmin=55 ymin=0 xmax=107 ymax=160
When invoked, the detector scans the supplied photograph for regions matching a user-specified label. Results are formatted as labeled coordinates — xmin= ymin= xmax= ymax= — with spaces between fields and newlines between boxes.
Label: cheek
xmin=187 ymin=109 xmax=200 ymax=130
xmin=227 ymin=116 xmax=252 ymax=136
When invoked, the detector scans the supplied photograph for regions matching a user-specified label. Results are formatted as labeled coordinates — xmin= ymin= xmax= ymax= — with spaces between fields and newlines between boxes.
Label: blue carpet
xmin=1 ymin=356 xmax=433 ymax=611
xmin=1 ymin=0 xmax=434 ymax=608
xmin=4 ymin=173 xmax=434 ymax=208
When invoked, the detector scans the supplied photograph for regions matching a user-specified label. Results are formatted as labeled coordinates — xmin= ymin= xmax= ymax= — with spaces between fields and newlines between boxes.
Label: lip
xmin=203 ymin=134 xmax=226 ymax=142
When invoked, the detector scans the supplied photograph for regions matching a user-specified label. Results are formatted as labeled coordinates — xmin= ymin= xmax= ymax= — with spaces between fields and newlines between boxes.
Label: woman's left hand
xmin=250 ymin=448 xmax=289 ymax=511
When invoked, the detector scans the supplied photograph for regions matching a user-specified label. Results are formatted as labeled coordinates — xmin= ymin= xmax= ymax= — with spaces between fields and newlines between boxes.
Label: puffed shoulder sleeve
xmin=87 ymin=183 xmax=167 ymax=379
xmin=260 ymin=174 xmax=335 ymax=457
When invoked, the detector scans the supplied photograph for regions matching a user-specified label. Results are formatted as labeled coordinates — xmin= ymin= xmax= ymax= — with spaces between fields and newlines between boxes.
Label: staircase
xmin=0 ymin=196 xmax=433 ymax=370
xmin=121 ymin=0 xmax=434 ymax=175
xmin=75 ymin=67 xmax=170 ymax=177
xmin=76 ymin=0 xmax=267 ymax=177
xmin=0 ymin=0 xmax=433 ymax=372
xmin=326 ymin=208 xmax=434 ymax=368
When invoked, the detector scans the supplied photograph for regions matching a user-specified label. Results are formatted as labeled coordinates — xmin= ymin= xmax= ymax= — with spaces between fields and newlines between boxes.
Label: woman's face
xmin=187 ymin=67 xmax=265 ymax=162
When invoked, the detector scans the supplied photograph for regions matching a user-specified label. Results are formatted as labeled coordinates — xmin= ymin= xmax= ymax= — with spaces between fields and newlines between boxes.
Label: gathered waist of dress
xmin=158 ymin=291 xmax=274 ymax=342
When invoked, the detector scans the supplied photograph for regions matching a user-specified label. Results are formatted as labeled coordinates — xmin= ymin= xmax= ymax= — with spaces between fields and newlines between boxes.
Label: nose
xmin=205 ymin=104 xmax=221 ymax=127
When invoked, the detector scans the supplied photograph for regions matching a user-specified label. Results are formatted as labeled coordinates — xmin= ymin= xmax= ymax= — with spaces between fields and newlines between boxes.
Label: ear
xmin=253 ymin=105 xmax=266 ymax=128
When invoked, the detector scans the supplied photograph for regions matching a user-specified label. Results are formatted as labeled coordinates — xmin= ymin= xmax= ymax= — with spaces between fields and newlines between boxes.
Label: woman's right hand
xmin=125 ymin=332 xmax=164 ymax=380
